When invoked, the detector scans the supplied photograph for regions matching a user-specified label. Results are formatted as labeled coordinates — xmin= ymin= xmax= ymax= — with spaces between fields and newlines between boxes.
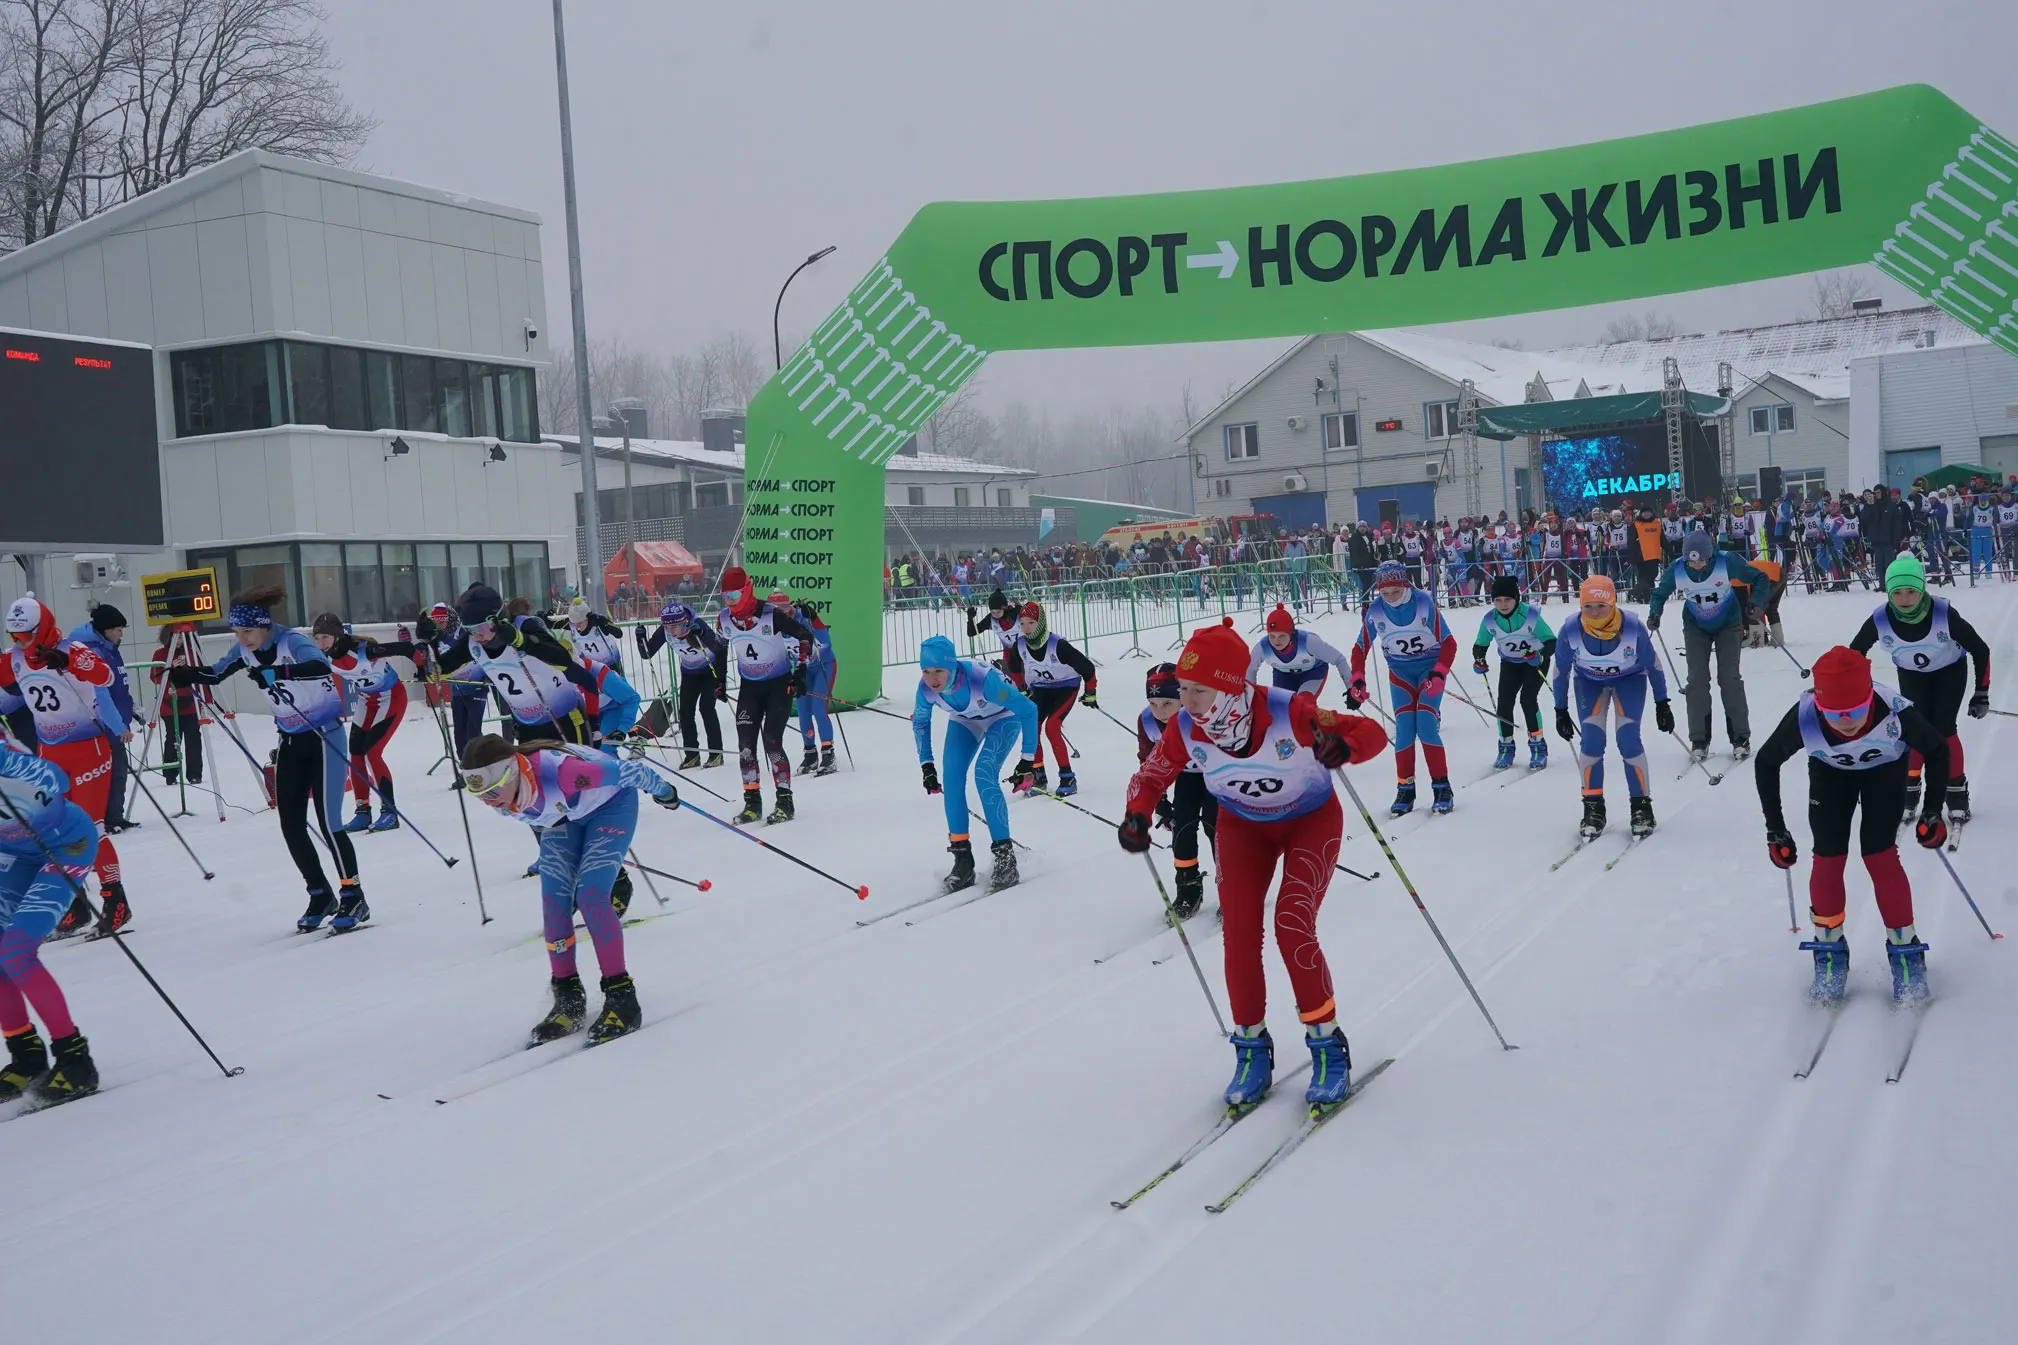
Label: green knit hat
xmin=1884 ymin=554 xmax=1927 ymax=599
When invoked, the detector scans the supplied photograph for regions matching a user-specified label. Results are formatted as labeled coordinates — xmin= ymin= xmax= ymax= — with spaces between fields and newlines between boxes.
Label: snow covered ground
xmin=7 ymin=584 xmax=2016 ymax=1345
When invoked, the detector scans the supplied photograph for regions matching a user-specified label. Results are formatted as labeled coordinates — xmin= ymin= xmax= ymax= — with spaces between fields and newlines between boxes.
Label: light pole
xmin=551 ymin=0 xmax=602 ymax=611
xmin=774 ymin=246 xmax=837 ymax=370
xmin=611 ymin=398 xmax=645 ymax=615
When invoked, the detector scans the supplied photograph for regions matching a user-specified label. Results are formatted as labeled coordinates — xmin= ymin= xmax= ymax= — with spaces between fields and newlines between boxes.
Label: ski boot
xmin=1902 ymin=773 xmax=1922 ymax=824
xmin=1799 ymin=929 xmax=1849 ymax=1001
xmin=942 ymin=840 xmax=976 ymax=894
xmin=987 ymin=838 xmax=1019 ymax=892
xmin=94 ymin=882 xmax=132 ymax=937
xmin=528 ymin=974 xmax=588 ymax=1046
xmin=339 ymin=807 xmax=373 ymax=834
xmin=1629 ymin=795 xmax=1656 ymax=838
xmin=1304 ymin=1027 xmax=1353 ymax=1109
xmin=1493 ymin=739 xmax=1516 ymax=771
xmin=52 ymin=894 xmax=92 ymax=941
xmin=587 ymin=974 xmax=642 ymax=1045
xmin=680 ymin=751 xmax=703 ymax=770
xmin=798 ymin=745 xmax=820 ymax=775
xmin=1729 ymin=739 xmax=1751 ymax=764
xmin=32 ymin=1032 xmax=97 ymax=1106
xmin=1033 ymin=764 xmax=1049 ymax=793
xmin=1528 ymin=733 xmax=1548 ymax=770
xmin=704 ymin=752 xmax=726 ymax=769
xmin=1580 ymin=795 xmax=1607 ymax=840
xmin=1947 ymin=775 xmax=1971 ymax=824
xmin=764 ymin=788 xmax=795 ymax=826
xmin=297 ymin=888 xmax=336 ymax=932
xmin=734 ymin=789 xmax=764 ymax=824
xmin=523 ymin=857 xmax=543 ymax=879
xmin=1224 ymin=1028 xmax=1274 ymax=1111
xmin=815 ymin=747 xmax=838 ymax=777
xmin=369 ymin=789 xmax=400 ymax=831
xmin=0 ymin=1027 xmax=47 ymax=1103
xmin=1430 ymin=777 xmax=1454 ymax=815
xmin=1054 ymin=770 xmax=1078 ymax=799
xmin=1687 ymin=743 xmax=1710 ymax=765
xmin=610 ymin=868 xmax=634 ymax=919
xmin=1389 ymin=779 xmax=1417 ymax=817
xmin=329 ymin=883 xmax=371 ymax=932
xmin=1886 ymin=930 xmax=1930 ymax=1004
xmin=1172 ymin=865 xmax=1205 ymax=920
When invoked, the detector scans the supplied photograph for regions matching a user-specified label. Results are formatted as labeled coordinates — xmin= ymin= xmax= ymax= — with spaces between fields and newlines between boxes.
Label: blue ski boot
xmin=297 ymin=888 xmax=336 ymax=932
xmin=1224 ymin=1028 xmax=1274 ymax=1111
xmin=1493 ymin=739 xmax=1516 ymax=770
xmin=1430 ymin=777 xmax=1454 ymax=815
xmin=328 ymin=883 xmax=371 ymax=932
xmin=1798 ymin=930 xmax=1848 ymax=1001
xmin=369 ymin=787 xmax=400 ymax=831
xmin=1389 ymin=779 xmax=1416 ymax=817
xmin=1054 ymin=770 xmax=1078 ymax=798
xmin=1304 ymin=1027 xmax=1353 ymax=1109
xmin=339 ymin=807 xmax=372 ymax=833
xmin=1886 ymin=930 xmax=1930 ymax=1004
xmin=1528 ymin=733 xmax=1548 ymax=770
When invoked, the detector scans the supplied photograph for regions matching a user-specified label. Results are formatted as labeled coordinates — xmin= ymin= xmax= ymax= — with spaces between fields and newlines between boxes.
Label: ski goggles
xmin=1814 ymin=695 xmax=1873 ymax=730
xmin=462 ymin=754 xmax=525 ymax=800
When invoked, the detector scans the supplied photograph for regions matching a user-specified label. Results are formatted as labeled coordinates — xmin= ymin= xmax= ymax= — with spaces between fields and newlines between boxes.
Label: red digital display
xmin=74 ymin=356 xmax=112 ymax=369
xmin=1374 ymin=417 xmax=1404 ymax=433
xmin=6 ymin=349 xmax=40 ymax=362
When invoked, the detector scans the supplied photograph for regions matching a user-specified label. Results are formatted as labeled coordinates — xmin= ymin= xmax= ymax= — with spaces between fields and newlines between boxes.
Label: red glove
xmin=1914 ymin=815 xmax=1948 ymax=850
xmin=1421 ymin=671 xmax=1447 ymax=699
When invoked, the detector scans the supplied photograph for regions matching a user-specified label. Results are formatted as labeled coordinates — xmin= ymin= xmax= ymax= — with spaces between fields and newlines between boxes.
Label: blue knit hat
xmin=919 ymin=635 xmax=959 ymax=671
xmin=1374 ymin=560 xmax=1409 ymax=588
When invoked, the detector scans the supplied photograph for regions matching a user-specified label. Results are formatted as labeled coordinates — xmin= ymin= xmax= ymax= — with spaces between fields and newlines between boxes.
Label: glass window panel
xmin=301 ymin=543 xmax=345 ymax=620
xmin=379 ymin=542 xmax=419 ymax=623
xmin=416 ymin=542 xmax=451 ymax=612
xmin=401 ymin=355 xmax=437 ymax=433
xmin=481 ymin=542 xmax=513 ymax=600
xmin=1775 ymin=404 xmax=1796 ymax=432
xmin=436 ymin=359 xmax=470 ymax=438
xmin=906 ymin=486 xmax=924 ymax=506
xmin=512 ymin=544 xmax=548 ymax=610
xmin=327 ymin=347 xmax=367 ymax=431
xmin=344 ymin=543 xmax=387 ymax=623
xmin=468 ymin=364 xmax=498 ymax=439
xmin=208 ymin=342 xmax=279 ymax=432
xmin=172 ymin=350 xmax=220 ymax=436
xmin=497 ymin=367 xmax=535 ymax=443
xmin=1749 ymin=406 xmax=1771 ymax=434
xmin=364 ymin=350 xmax=401 ymax=430
xmin=449 ymin=543 xmax=483 ymax=604
xmin=231 ymin=544 xmax=300 ymax=626
xmin=954 ymin=487 xmax=970 ymax=506
xmin=287 ymin=342 xmax=329 ymax=425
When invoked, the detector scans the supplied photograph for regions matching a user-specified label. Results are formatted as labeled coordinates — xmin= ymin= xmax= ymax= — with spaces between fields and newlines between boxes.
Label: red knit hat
xmin=1176 ymin=617 xmax=1249 ymax=694
xmin=1265 ymin=603 xmax=1295 ymax=634
xmin=1019 ymin=601 xmax=1042 ymax=621
xmin=1811 ymin=646 xmax=1874 ymax=713
xmin=719 ymin=566 xmax=750 ymax=594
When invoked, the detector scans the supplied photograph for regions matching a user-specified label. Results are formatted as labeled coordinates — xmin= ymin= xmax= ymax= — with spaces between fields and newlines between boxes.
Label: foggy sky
xmin=324 ymin=0 xmax=2018 ymax=421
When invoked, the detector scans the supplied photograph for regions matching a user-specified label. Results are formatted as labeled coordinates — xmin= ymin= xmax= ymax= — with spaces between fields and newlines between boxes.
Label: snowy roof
xmin=549 ymin=434 xmax=1034 ymax=478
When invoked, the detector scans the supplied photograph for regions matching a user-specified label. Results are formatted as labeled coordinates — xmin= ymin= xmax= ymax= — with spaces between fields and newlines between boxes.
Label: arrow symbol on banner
xmin=1186 ymin=240 xmax=1240 ymax=279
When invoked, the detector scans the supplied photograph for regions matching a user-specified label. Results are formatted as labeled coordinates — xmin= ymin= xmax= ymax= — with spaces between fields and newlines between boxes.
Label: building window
xmin=1224 ymin=423 xmax=1260 ymax=460
xmin=327 ymin=346 xmax=368 ymax=431
xmin=183 ymin=540 xmax=546 ymax=632
xmin=1322 ymin=411 xmax=1359 ymax=451
xmin=695 ymin=481 xmax=730 ymax=508
xmin=1424 ymin=400 xmax=1461 ymax=439
xmin=171 ymin=344 xmax=282 ymax=436
xmin=996 ymin=488 xmax=1011 ymax=507
xmin=435 ymin=359 xmax=471 ymax=439
xmin=364 ymin=349 xmax=400 ymax=430
xmin=1211 ymin=477 xmax=1233 ymax=499
xmin=286 ymin=342 xmax=329 ymax=427
xmin=301 ymin=543 xmax=345 ymax=618
xmin=401 ymin=355 xmax=437 ymax=433
xmin=1749 ymin=403 xmax=1795 ymax=434
xmin=1514 ymin=466 xmax=1533 ymax=515
xmin=1784 ymin=466 xmax=1827 ymax=497
xmin=906 ymin=486 xmax=925 ymax=506
xmin=953 ymin=486 xmax=971 ymax=507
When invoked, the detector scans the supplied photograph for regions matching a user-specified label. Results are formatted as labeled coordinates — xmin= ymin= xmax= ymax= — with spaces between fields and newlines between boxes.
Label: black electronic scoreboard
xmin=0 ymin=326 xmax=162 ymax=550
xmin=141 ymin=568 xmax=220 ymax=627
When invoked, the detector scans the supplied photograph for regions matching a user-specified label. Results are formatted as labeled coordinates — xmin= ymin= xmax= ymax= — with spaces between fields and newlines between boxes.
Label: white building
xmin=1183 ymin=304 xmax=1999 ymax=528
xmin=1850 ymin=341 xmax=2018 ymax=491
xmin=0 ymin=148 xmax=572 ymax=647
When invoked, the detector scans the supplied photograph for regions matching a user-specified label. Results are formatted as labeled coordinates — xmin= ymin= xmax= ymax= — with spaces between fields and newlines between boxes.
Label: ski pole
xmin=1441 ymin=679 xmax=1499 ymax=734
xmin=627 ymin=848 xmax=670 ymax=909
xmin=1775 ymin=642 xmax=1811 ymax=678
xmin=1784 ymin=869 xmax=1799 ymax=934
xmin=1140 ymin=852 xmax=1229 ymax=1038
xmin=624 ymin=858 xmax=712 ymax=891
xmin=1653 ymin=641 xmax=1722 ymax=784
xmin=1036 ymin=788 xmax=1377 ymax=882
xmin=1988 ymin=708 xmax=2018 ymax=719
xmin=823 ymin=693 xmax=914 ymax=724
xmin=1934 ymin=849 xmax=2003 ymax=940
xmin=1332 ymin=767 xmax=1517 ymax=1051
xmin=119 ymin=748 xmax=215 ymax=880
xmin=425 ymin=690 xmax=492 ymax=925
xmin=315 ymin=727 xmax=459 ymax=870
xmin=621 ymin=743 xmax=731 ymax=803
xmin=0 ymin=784 xmax=244 ymax=1080
xmin=626 ymin=753 xmax=869 ymax=899
xmin=1086 ymin=703 xmax=1142 ymax=741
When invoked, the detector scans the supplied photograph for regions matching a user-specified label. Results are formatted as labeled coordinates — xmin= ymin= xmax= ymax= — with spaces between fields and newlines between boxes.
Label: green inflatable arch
xmin=744 ymin=84 xmax=2018 ymax=704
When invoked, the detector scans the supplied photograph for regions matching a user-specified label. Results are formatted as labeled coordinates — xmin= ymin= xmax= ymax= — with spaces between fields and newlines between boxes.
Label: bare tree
xmin=1808 ymin=268 xmax=1876 ymax=320
xmin=0 ymin=0 xmax=131 ymax=249
xmin=1600 ymin=311 xmax=1682 ymax=343
xmin=923 ymin=373 xmax=994 ymax=460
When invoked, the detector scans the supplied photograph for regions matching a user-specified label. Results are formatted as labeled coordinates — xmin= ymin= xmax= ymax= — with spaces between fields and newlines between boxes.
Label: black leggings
xmin=679 ymin=667 xmax=724 ymax=752
xmin=1808 ymin=756 xmax=1907 ymax=858
xmin=275 ymin=727 xmax=357 ymax=894
xmin=1495 ymin=661 xmax=1544 ymax=738
xmin=160 ymin=711 xmax=203 ymax=784
xmin=1897 ymin=661 xmax=1967 ymax=737
xmin=736 ymin=676 xmax=792 ymax=790
xmin=1170 ymin=770 xmax=1219 ymax=866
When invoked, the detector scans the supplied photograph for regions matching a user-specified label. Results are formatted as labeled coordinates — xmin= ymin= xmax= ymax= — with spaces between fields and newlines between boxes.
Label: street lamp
xmin=774 ymin=246 xmax=837 ymax=370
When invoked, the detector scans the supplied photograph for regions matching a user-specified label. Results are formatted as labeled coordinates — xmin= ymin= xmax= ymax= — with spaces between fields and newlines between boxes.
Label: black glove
xmin=787 ymin=670 xmax=805 ymax=697
xmin=1079 ymin=686 xmax=1099 ymax=709
xmin=1473 ymin=656 xmax=1489 ymax=676
xmin=1968 ymin=687 xmax=1989 ymax=720
xmin=653 ymin=784 xmax=680 ymax=811
xmin=167 ymin=666 xmax=199 ymax=687
xmin=1007 ymin=758 xmax=1035 ymax=793
xmin=415 ymin=615 xmax=438 ymax=642
xmin=1311 ymin=729 xmax=1353 ymax=769
xmin=964 ymin=605 xmax=977 ymax=621
xmin=1153 ymin=798 xmax=1174 ymax=829
xmin=715 ymin=682 xmax=729 ymax=702
xmin=1117 ymin=811 xmax=1153 ymax=854
xmin=1647 ymin=610 xmax=1662 ymax=632
xmin=1654 ymin=700 xmax=1675 ymax=734
xmin=1555 ymin=705 xmax=1577 ymax=744
xmin=634 ymin=624 xmax=651 ymax=647
xmin=1766 ymin=828 xmax=1798 ymax=870
xmin=1915 ymin=814 xmax=1948 ymax=850
xmin=921 ymin=762 xmax=941 ymax=795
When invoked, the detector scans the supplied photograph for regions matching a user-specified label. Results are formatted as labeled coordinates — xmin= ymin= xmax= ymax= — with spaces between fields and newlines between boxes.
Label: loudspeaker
xmin=1758 ymin=465 xmax=1784 ymax=502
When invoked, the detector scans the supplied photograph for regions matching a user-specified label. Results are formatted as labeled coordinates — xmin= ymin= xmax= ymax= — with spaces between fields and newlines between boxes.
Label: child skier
xmin=637 ymin=603 xmax=727 ymax=769
xmin=148 ymin=623 xmax=205 ymax=790
xmin=715 ymin=568 xmax=819 ymax=824
xmin=1135 ymin=662 xmax=1219 ymax=918
xmin=1472 ymin=574 xmax=1555 ymax=771
xmin=1245 ymin=605 xmax=1355 ymax=696
xmin=0 ymin=746 xmax=102 ymax=1104
xmin=1847 ymin=555 xmax=1991 ymax=827
xmin=1753 ymin=646 xmax=1950 ymax=1001
xmin=1348 ymin=561 xmax=1458 ymax=816
xmin=1118 ymin=617 xmax=1387 ymax=1109
xmin=1013 ymin=601 xmax=1097 ymax=797
xmin=310 ymin=615 xmax=410 ymax=834
xmin=1552 ymin=575 xmax=1672 ymax=840
xmin=564 ymin=598 xmax=626 ymax=674
xmin=779 ymin=593 xmax=838 ymax=777
xmin=460 ymin=733 xmax=678 ymax=1045
xmin=963 ymin=589 xmax=1025 ymax=687
xmin=912 ymin=635 xmax=1039 ymax=894
xmin=1648 ymin=529 xmax=1771 ymax=761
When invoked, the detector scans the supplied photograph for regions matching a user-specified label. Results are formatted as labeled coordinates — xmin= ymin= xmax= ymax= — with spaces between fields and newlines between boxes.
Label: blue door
xmin=1249 ymin=491 xmax=1328 ymax=531
xmin=1884 ymin=446 xmax=1941 ymax=494
xmin=1355 ymin=482 xmax=1437 ymax=528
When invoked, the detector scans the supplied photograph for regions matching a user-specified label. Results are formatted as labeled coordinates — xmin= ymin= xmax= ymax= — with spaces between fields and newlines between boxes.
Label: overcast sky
xmin=324 ymin=0 xmax=2018 ymax=420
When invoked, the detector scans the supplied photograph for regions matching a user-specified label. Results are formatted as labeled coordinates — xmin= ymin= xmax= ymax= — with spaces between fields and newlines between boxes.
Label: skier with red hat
xmin=1245 ymin=604 xmax=1354 ymax=697
xmin=1348 ymin=560 xmax=1459 ymax=817
xmin=1754 ymin=645 xmax=1950 ymax=1002
xmin=715 ymin=567 xmax=819 ymax=824
xmin=1119 ymin=617 xmax=1388 ymax=1110
xmin=1012 ymin=601 xmax=1097 ymax=797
